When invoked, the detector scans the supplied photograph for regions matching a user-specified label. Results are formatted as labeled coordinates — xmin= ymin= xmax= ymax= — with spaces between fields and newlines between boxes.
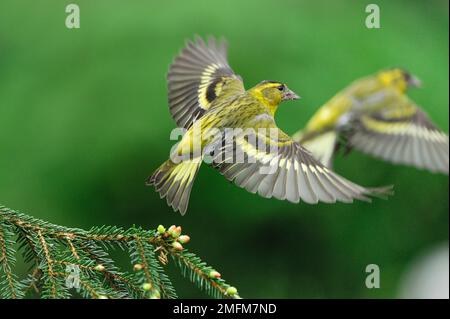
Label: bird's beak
xmin=283 ymin=88 xmax=301 ymax=101
xmin=408 ymin=75 xmax=422 ymax=88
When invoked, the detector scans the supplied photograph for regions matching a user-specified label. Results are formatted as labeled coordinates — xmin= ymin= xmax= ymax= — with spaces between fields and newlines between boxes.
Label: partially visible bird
xmin=147 ymin=37 xmax=392 ymax=215
xmin=292 ymin=69 xmax=449 ymax=174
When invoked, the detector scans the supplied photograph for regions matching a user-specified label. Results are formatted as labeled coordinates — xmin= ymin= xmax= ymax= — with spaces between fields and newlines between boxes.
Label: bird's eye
xmin=277 ymin=85 xmax=285 ymax=91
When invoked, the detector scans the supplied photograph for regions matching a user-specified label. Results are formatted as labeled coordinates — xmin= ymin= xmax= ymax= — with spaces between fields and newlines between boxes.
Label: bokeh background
xmin=0 ymin=0 xmax=448 ymax=298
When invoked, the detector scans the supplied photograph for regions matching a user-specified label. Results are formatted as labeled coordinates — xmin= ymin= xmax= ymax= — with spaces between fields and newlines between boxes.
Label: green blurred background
xmin=0 ymin=0 xmax=448 ymax=298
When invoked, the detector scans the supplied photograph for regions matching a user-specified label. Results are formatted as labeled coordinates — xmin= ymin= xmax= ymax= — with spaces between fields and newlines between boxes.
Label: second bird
xmin=293 ymin=69 xmax=449 ymax=174
xmin=147 ymin=37 xmax=392 ymax=215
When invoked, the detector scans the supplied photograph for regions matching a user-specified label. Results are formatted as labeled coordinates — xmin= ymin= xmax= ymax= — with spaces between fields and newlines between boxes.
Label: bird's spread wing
xmin=212 ymin=121 xmax=391 ymax=204
xmin=167 ymin=36 xmax=244 ymax=129
xmin=293 ymin=130 xmax=339 ymax=168
xmin=348 ymin=95 xmax=449 ymax=174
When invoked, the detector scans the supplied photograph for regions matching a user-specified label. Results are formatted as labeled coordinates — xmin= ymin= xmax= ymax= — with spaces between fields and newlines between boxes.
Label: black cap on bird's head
xmin=250 ymin=80 xmax=300 ymax=109
xmin=249 ymin=80 xmax=300 ymax=114
xmin=259 ymin=80 xmax=300 ymax=101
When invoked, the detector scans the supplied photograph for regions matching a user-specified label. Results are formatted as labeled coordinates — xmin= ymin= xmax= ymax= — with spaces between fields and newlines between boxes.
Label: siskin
xmin=292 ymin=69 xmax=449 ymax=174
xmin=147 ymin=37 xmax=392 ymax=215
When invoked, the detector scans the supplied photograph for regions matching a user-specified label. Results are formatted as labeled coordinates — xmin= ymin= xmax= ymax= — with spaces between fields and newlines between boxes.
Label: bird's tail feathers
xmin=146 ymin=158 xmax=202 ymax=215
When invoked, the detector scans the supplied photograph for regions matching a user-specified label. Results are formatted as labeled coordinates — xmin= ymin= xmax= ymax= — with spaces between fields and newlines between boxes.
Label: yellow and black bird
xmin=293 ymin=69 xmax=449 ymax=174
xmin=147 ymin=37 xmax=391 ymax=215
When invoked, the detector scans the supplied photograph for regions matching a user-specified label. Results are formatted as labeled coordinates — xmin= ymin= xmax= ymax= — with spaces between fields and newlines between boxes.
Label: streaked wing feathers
xmin=294 ymin=130 xmax=338 ymax=168
xmin=167 ymin=36 xmax=244 ymax=129
xmin=212 ymin=128 xmax=390 ymax=204
xmin=349 ymin=109 xmax=449 ymax=174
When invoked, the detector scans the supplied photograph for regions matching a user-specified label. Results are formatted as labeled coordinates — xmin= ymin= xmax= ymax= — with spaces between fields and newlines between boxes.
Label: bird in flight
xmin=292 ymin=69 xmax=449 ymax=174
xmin=147 ymin=36 xmax=392 ymax=215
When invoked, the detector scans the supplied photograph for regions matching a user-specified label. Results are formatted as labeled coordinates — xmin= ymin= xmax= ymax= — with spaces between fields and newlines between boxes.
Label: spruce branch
xmin=0 ymin=223 xmax=25 ymax=298
xmin=0 ymin=205 xmax=240 ymax=299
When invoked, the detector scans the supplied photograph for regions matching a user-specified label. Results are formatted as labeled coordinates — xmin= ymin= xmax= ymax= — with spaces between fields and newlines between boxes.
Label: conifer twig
xmin=0 ymin=205 xmax=241 ymax=299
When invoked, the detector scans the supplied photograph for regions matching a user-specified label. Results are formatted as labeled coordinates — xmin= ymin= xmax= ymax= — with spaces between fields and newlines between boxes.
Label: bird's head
xmin=377 ymin=68 xmax=422 ymax=93
xmin=249 ymin=80 xmax=300 ymax=115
